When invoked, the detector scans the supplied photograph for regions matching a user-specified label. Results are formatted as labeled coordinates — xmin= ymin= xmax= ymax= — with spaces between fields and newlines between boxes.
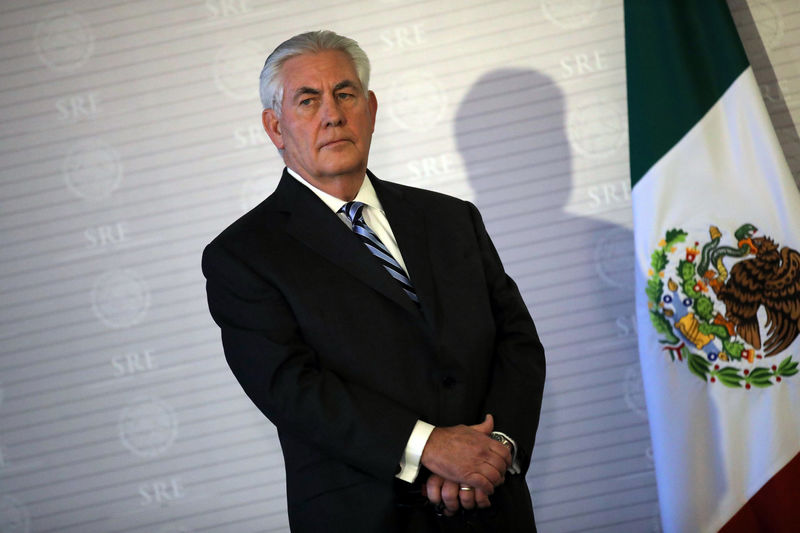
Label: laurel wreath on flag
xmin=646 ymin=228 xmax=798 ymax=389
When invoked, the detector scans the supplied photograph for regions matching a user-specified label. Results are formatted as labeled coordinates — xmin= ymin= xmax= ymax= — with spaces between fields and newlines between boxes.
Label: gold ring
xmin=459 ymin=485 xmax=474 ymax=491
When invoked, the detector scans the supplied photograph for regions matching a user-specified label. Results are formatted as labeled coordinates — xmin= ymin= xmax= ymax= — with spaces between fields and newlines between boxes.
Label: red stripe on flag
xmin=719 ymin=451 xmax=800 ymax=533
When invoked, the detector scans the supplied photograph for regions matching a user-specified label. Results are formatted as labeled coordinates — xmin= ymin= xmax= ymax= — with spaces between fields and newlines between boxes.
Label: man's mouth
xmin=321 ymin=139 xmax=350 ymax=149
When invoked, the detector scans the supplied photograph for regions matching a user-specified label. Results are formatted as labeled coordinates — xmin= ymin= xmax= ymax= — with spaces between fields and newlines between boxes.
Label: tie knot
xmin=340 ymin=201 xmax=366 ymax=224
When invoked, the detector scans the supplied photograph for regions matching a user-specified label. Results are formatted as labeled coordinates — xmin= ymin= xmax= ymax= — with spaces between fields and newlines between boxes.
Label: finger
xmin=480 ymin=466 xmax=504 ymax=488
xmin=464 ymin=472 xmax=495 ymax=495
xmin=474 ymin=489 xmax=491 ymax=509
xmin=458 ymin=485 xmax=476 ymax=510
xmin=425 ymin=475 xmax=444 ymax=505
xmin=487 ymin=441 xmax=513 ymax=469
xmin=470 ymin=413 xmax=493 ymax=435
xmin=441 ymin=480 xmax=461 ymax=515
xmin=474 ymin=460 xmax=509 ymax=489
xmin=483 ymin=446 xmax=511 ymax=475
xmin=472 ymin=451 xmax=508 ymax=486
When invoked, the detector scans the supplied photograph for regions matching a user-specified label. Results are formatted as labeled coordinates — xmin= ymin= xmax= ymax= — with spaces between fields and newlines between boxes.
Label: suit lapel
xmin=371 ymin=173 xmax=439 ymax=331
xmin=277 ymin=171 xmax=421 ymax=317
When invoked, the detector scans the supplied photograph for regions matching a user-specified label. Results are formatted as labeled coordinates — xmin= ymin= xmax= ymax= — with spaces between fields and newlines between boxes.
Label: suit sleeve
xmin=202 ymin=241 xmax=419 ymax=480
xmin=467 ymin=202 xmax=546 ymax=474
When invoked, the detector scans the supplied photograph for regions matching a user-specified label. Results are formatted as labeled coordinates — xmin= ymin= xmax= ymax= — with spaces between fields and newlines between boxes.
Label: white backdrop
xmin=1 ymin=1 xmax=798 ymax=532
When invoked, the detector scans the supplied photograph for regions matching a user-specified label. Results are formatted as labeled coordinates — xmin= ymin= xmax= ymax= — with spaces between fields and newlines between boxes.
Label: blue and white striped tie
xmin=339 ymin=201 xmax=419 ymax=303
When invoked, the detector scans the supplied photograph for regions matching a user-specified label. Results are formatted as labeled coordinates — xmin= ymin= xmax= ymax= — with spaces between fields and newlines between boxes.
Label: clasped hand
xmin=419 ymin=414 xmax=511 ymax=516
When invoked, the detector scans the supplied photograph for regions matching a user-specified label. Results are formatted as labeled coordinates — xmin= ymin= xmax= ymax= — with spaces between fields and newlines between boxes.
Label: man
xmin=202 ymin=30 xmax=545 ymax=532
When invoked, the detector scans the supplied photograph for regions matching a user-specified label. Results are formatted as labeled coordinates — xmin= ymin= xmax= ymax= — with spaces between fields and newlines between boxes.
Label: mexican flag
xmin=625 ymin=2 xmax=800 ymax=532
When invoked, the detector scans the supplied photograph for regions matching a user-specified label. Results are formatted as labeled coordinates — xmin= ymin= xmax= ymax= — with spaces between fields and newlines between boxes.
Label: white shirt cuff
xmin=396 ymin=420 xmax=435 ymax=483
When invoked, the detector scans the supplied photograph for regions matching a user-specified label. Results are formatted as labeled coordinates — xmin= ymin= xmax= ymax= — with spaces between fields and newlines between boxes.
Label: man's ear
xmin=368 ymin=90 xmax=377 ymax=132
xmin=262 ymin=108 xmax=284 ymax=150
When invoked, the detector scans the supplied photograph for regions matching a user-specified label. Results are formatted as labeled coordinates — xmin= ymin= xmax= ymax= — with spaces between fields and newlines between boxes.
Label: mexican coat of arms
xmin=646 ymin=224 xmax=800 ymax=388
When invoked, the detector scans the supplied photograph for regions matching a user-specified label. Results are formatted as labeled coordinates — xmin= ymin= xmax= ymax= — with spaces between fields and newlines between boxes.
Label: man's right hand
xmin=419 ymin=414 xmax=512 ymax=495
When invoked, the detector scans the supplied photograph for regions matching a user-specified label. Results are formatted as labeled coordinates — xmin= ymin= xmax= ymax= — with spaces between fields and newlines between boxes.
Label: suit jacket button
xmin=442 ymin=376 xmax=456 ymax=388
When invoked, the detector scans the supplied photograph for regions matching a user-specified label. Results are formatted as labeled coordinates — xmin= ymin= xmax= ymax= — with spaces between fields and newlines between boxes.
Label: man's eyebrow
xmin=291 ymin=80 xmax=359 ymax=102
xmin=333 ymin=80 xmax=358 ymax=92
xmin=292 ymin=86 xmax=320 ymax=100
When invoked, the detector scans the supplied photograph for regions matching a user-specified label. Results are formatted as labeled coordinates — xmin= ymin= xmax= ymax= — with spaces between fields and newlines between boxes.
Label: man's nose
xmin=321 ymin=96 xmax=345 ymax=127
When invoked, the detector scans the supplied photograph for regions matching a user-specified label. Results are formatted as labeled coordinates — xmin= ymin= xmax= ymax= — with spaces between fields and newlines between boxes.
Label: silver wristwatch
xmin=490 ymin=431 xmax=514 ymax=453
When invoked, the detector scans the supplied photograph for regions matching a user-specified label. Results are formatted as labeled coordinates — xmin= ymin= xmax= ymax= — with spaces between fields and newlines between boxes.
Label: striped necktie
xmin=339 ymin=201 xmax=419 ymax=303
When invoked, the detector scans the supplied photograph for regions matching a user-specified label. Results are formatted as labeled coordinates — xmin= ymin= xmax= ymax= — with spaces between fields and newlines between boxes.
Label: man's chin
xmin=317 ymin=158 xmax=366 ymax=179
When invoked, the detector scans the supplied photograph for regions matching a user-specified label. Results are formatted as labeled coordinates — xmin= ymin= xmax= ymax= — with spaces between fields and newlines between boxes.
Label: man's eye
xmin=299 ymin=98 xmax=312 ymax=106
xmin=337 ymin=92 xmax=354 ymax=100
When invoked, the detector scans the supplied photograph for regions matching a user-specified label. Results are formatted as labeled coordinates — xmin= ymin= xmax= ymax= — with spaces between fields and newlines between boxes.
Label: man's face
xmin=262 ymin=49 xmax=377 ymax=185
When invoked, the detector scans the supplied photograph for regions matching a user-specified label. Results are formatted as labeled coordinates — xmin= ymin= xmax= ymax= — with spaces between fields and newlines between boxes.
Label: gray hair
xmin=259 ymin=30 xmax=371 ymax=116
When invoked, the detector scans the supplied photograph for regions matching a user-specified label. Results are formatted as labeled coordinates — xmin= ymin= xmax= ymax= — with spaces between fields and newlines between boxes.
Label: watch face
xmin=490 ymin=433 xmax=512 ymax=449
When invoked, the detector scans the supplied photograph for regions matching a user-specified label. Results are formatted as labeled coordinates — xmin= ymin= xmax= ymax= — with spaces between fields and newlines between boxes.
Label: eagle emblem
xmin=645 ymin=225 xmax=799 ymax=388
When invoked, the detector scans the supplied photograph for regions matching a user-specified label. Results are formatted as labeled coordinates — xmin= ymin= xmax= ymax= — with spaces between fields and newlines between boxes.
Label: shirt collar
xmin=286 ymin=167 xmax=384 ymax=214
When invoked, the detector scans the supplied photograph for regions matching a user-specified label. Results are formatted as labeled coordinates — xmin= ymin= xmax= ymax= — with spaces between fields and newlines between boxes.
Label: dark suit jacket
xmin=202 ymin=169 xmax=546 ymax=532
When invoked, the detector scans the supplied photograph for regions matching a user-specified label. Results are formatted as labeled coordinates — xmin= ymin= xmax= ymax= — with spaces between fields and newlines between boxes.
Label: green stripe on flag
xmin=625 ymin=0 xmax=749 ymax=186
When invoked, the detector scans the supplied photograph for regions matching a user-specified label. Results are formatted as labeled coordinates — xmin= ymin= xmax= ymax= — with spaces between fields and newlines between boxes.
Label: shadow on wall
xmin=455 ymin=69 xmax=651 ymax=525
xmin=455 ymin=68 xmax=635 ymax=338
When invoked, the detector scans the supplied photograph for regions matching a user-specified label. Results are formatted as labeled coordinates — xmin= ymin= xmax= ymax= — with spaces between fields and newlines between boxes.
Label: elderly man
xmin=202 ymin=30 xmax=545 ymax=532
